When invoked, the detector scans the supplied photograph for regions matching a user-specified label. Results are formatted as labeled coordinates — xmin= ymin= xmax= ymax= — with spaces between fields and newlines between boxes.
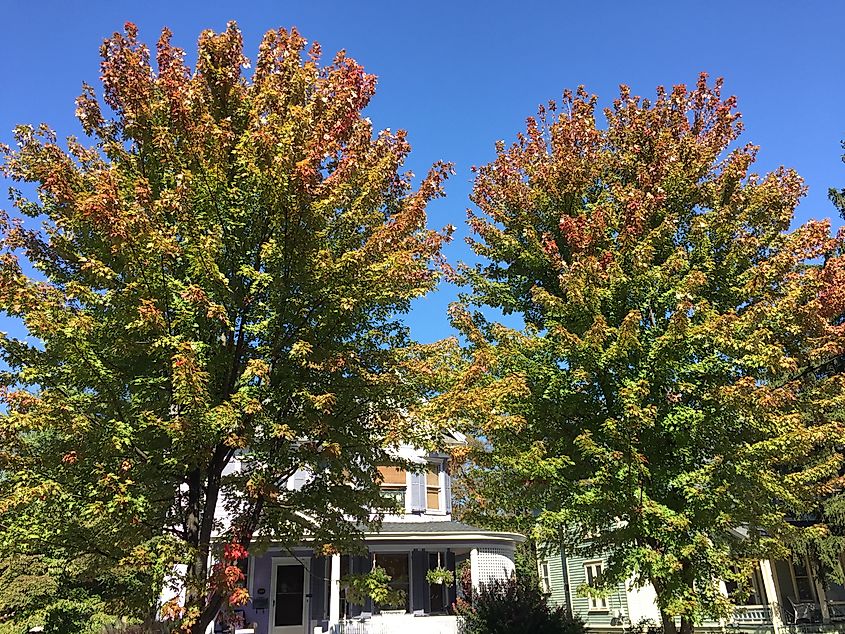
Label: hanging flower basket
xmin=341 ymin=564 xmax=406 ymax=610
xmin=425 ymin=567 xmax=455 ymax=586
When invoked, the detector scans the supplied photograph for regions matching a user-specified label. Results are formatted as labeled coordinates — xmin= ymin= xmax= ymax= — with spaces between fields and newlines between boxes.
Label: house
xmin=231 ymin=435 xmax=524 ymax=634
xmin=538 ymin=545 xmax=845 ymax=633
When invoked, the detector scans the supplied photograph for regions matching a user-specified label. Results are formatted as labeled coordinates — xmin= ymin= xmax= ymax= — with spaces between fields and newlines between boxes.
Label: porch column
xmin=470 ymin=548 xmax=480 ymax=592
xmin=814 ymin=577 xmax=831 ymax=623
xmin=329 ymin=553 xmax=341 ymax=627
xmin=759 ymin=559 xmax=784 ymax=633
xmin=717 ymin=580 xmax=730 ymax=628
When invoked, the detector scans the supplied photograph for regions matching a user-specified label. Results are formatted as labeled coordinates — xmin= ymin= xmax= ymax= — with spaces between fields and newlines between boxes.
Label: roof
xmin=374 ymin=521 xmax=487 ymax=533
xmin=360 ymin=520 xmax=525 ymax=544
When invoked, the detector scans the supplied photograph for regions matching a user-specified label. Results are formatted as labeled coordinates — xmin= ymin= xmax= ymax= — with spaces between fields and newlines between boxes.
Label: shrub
xmin=456 ymin=574 xmax=584 ymax=634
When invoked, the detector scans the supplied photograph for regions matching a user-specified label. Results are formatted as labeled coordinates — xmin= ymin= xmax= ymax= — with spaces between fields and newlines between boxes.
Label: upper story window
xmin=426 ymin=465 xmax=441 ymax=511
xmin=377 ymin=466 xmax=407 ymax=509
xmin=584 ymin=561 xmax=607 ymax=611
xmin=540 ymin=560 xmax=551 ymax=593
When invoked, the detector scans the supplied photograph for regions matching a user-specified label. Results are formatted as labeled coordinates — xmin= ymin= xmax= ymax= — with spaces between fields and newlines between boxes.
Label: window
xmin=791 ymin=558 xmax=816 ymax=602
xmin=377 ymin=466 xmax=407 ymax=510
xmin=584 ymin=561 xmax=607 ymax=610
xmin=426 ymin=464 xmax=441 ymax=511
xmin=540 ymin=560 xmax=552 ymax=593
xmin=428 ymin=552 xmax=449 ymax=614
xmin=724 ymin=566 xmax=764 ymax=606
xmin=376 ymin=553 xmax=410 ymax=613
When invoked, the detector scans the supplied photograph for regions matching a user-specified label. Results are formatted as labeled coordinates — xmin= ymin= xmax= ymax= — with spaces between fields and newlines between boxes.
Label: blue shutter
xmin=444 ymin=471 xmax=452 ymax=514
xmin=361 ymin=554 xmax=373 ymax=615
xmin=410 ymin=472 xmax=426 ymax=512
xmin=411 ymin=549 xmax=428 ymax=613
xmin=310 ymin=556 xmax=326 ymax=620
xmin=348 ymin=555 xmax=371 ymax=617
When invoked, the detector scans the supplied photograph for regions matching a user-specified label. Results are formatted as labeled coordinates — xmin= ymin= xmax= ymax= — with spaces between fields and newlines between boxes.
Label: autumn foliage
xmin=0 ymin=22 xmax=451 ymax=633
xmin=442 ymin=75 xmax=845 ymax=632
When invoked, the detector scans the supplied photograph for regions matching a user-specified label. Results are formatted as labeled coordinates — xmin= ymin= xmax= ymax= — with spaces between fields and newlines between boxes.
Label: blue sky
xmin=1 ymin=0 xmax=843 ymax=343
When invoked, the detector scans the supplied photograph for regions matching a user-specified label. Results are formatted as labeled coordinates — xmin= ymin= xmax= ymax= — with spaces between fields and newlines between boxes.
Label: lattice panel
xmin=476 ymin=547 xmax=515 ymax=587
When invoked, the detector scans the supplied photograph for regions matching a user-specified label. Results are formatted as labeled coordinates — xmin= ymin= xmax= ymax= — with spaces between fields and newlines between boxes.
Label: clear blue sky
xmin=1 ymin=1 xmax=843 ymax=343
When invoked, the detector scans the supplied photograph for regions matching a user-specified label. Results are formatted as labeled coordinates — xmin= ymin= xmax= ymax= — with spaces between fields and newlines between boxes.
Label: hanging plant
xmin=425 ymin=567 xmax=455 ymax=586
xmin=341 ymin=565 xmax=406 ymax=609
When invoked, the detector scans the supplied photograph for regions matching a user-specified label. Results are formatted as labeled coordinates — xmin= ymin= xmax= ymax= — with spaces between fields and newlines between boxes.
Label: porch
xmin=719 ymin=556 xmax=845 ymax=632
xmin=234 ymin=521 xmax=522 ymax=634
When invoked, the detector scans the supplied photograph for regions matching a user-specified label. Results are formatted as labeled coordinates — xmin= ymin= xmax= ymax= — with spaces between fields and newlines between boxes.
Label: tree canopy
xmin=437 ymin=75 xmax=845 ymax=633
xmin=0 ymin=22 xmax=451 ymax=632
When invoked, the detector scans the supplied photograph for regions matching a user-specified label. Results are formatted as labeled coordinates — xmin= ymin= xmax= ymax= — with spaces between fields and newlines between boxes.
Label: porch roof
xmin=360 ymin=520 xmax=525 ymax=545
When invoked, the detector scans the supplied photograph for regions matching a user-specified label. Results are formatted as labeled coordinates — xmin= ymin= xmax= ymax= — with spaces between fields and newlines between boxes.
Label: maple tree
xmin=831 ymin=140 xmax=845 ymax=219
xmin=436 ymin=75 xmax=845 ymax=632
xmin=787 ymin=141 xmax=845 ymax=588
xmin=0 ymin=22 xmax=451 ymax=632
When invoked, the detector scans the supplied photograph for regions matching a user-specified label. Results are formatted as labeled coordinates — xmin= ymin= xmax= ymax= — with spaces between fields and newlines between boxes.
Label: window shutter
xmin=348 ymin=555 xmax=372 ymax=617
xmin=410 ymin=473 xmax=426 ymax=512
xmin=310 ymin=556 xmax=326 ymax=620
xmin=360 ymin=555 xmax=373 ymax=614
xmin=444 ymin=472 xmax=452 ymax=513
xmin=411 ymin=549 xmax=428 ymax=613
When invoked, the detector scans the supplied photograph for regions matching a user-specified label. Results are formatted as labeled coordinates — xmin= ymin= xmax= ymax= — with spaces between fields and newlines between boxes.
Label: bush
xmin=456 ymin=574 xmax=584 ymax=634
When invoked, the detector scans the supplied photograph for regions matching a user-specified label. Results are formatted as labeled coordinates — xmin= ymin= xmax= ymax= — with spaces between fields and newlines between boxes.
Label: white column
xmin=329 ymin=553 xmax=341 ymax=627
xmin=759 ymin=559 xmax=784 ymax=633
xmin=717 ymin=580 xmax=730 ymax=628
xmin=470 ymin=548 xmax=480 ymax=591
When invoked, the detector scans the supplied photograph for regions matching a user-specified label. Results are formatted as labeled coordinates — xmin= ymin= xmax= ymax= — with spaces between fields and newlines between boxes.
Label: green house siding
xmin=539 ymin=543 xmax=631 ymax=627
xmin=565 ymin=553 xmax=630 ymax=627
xmin=540 ymin=547 xmax=569 ymax=609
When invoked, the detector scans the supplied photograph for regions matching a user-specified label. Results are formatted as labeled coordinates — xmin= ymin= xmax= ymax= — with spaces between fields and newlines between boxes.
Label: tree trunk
xmin=187 ymin=496 xmax=266 ymax=634
xmin=661 ymin=609 xmax=678 ymax=634
xmin=183 ymin=466 xmax=207 ymax=608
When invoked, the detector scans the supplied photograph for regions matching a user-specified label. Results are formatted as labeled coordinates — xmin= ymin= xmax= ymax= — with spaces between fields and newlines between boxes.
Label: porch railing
xmin=733 ymin=605 xmax=773 ymax=624
xmin=330 ymin=615 xmax=461 ymax=634
xmin=828 ymin=601 xmax=845 ymax=622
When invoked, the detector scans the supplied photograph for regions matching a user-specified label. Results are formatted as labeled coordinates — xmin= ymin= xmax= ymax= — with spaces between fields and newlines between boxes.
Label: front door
xmin=271 ymin=560 xmax=306 ymax=634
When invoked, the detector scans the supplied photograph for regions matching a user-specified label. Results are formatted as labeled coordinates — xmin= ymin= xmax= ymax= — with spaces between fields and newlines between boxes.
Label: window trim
xmin=788 ymin=556 xmax=817 ymax=603
xmin=376 ymin=465 xmax=409 ymax=512
xmin=583 ymin=560 xmax=608 ymax=612
xmin=540 ymin=560 xmax=552 ymax=593
xmin=425 ymin=462 xmax=442 ymax=512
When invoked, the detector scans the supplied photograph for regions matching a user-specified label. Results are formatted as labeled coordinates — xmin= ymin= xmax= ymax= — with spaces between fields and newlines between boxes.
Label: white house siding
xmin=624 ymin=578 xmax=661 ymax=625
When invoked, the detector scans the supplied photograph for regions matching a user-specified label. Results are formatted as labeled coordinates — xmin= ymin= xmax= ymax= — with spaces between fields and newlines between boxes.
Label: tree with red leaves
xmin=436 ymin=75 xmax=845 ymax=633
xmin=0 ymin=22 xmax=452 ymax=633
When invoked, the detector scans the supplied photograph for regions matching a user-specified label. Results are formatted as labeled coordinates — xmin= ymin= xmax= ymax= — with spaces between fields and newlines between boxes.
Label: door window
xmin=274 ymin=564 xmax=304 ymax=626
